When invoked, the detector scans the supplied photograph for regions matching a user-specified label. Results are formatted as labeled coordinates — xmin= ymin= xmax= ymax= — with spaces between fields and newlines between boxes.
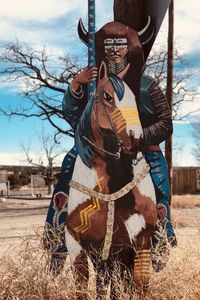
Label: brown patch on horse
xmin=67 ymin=197 xmax=108 ymax=242
xmin=133 ymin=186 xmax=157 ymax=226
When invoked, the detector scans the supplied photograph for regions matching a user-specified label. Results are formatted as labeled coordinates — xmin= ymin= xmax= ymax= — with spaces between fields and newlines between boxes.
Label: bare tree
xmin=21 ymin=131 xmax=64 ymax=194
xmin=146 ymin=48 xmax=200 ymax=121
xmin=191 ymin=120 xmax=200 ymax=165
xmin=1 ymin=41 xmax=199 ymax=129
xmin=0 ymin=41 xmax=81 ymax=139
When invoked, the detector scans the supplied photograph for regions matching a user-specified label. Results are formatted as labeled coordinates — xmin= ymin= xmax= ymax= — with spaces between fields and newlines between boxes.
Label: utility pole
xmin=165 ymin=0 xmax=174 ymax=204
xmin=114 ymin=0 xmax=146 ymax=30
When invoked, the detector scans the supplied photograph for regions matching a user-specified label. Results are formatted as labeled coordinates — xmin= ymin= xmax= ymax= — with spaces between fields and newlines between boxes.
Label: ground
xmin=0 ymin=195 xmax=199 ymax=256
xmin=0 ymin=197 xmax=50 ymax=256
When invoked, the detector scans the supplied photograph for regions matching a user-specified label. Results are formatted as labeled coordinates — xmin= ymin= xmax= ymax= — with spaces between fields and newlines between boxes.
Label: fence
xmin=0 ymin=170 xmax=9 ymax=196
xmin=173 ymin=167 xmax=200 ymax=194
xmin=31 ymin=175 xmax=47 ymax=197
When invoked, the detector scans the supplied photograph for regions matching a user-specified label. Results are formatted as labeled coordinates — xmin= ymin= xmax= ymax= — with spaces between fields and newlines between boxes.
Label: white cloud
xmin=0 ymin=0 xmax=86 ymax=45
xmin=0 ymin=152 xmax=64 ymax=166
xmin=1 ymin=0 xmax=80 ymax=21
xmin=0 ymin=152 xmax=29 ymax=166
xmin=1 ymin=0 xmax=199 ymax=56
xmin=175 ymin=0 xmax=200 ymax=52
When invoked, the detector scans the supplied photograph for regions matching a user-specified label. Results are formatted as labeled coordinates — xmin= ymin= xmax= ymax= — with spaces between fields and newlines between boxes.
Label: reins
xmin=83 ymin=135 xmax=121 ymax=159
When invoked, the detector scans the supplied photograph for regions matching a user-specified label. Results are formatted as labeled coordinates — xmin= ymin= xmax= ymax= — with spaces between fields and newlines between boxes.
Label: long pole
xmin=88 ymin=0 xmax=96 ymax=102
xmin=165 ymin=0 xmax=174 ymax=204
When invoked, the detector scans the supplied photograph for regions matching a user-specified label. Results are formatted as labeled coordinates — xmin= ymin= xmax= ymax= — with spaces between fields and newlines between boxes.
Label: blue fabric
xmin=145 ymin=150 xmax=177 ymax=247
xmin=109 ymin=74 xmax=125 ymax=101
xmin=62 ymin=89 xmax=87 ymax=131
xmin=44 ymin=146 xmax=78 ymax=253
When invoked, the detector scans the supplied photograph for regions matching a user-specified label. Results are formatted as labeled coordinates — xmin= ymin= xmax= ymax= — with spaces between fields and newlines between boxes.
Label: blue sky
xmin=0 ymin=0 xmax=200 ymax=166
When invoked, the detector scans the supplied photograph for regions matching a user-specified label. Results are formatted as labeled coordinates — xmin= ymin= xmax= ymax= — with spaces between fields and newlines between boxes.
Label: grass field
xmin=0 ymin=195 xmax=200 ymax=299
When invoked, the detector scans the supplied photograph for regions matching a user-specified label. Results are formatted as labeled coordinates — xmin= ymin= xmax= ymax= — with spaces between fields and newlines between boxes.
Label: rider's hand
xmin=71 ymin=67 xmax=98 ymax=92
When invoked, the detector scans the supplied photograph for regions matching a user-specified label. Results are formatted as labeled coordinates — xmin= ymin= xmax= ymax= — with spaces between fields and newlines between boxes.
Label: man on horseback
xmin=44 ymin=20 xmax=177 ymax=274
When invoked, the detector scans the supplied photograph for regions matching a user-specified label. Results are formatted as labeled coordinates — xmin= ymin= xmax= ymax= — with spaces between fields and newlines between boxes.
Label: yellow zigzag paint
xmin=74 ymin=177 xmax=104 ymax=234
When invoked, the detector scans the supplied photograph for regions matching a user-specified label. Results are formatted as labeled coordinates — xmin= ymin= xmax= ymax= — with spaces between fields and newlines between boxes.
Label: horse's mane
xmin=109 ymin=74 xmax=125 ymax=101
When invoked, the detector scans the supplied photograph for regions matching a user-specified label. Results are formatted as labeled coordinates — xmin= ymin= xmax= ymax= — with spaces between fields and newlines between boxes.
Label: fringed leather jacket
xmin=139 ymin=75 xmax=172 ymax=145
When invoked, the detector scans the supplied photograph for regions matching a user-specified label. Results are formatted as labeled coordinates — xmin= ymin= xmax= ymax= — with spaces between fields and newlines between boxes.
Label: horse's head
xmin=90 ymin=61 xmax=143 ymax=161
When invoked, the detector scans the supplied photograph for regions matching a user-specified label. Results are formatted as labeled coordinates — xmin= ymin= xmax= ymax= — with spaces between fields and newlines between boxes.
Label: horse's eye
xmin=104 ymin=92 xmax=113 ymax=103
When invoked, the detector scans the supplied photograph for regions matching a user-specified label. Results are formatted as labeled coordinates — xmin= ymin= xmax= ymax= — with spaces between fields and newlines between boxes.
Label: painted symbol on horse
xmin=65 ymin=59 xmax=158 ymax=298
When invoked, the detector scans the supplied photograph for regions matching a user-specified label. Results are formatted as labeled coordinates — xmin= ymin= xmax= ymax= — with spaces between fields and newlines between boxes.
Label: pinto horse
xmin=65 ymin=62 xmax=157 ymax=299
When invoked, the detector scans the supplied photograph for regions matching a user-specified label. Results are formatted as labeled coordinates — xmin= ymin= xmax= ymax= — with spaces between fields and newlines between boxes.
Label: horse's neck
xmin=72 ymin=154 xmax=109 ymax=189
xmin=68 ymin=155 xmax=109 ymax=214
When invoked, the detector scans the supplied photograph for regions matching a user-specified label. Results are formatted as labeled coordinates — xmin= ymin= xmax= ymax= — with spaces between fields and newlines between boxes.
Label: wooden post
xmin=165 ymin=0 xmax=174 ymax=204
xmin=114 ymin=0 xmax=146 ymax=30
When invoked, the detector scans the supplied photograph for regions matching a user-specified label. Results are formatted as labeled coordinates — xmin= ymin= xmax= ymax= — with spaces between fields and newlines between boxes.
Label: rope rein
xmin=83 ymin=135 xmax=121 ymax=159
xmin=69 ymin=163 xmax=150 ymax=202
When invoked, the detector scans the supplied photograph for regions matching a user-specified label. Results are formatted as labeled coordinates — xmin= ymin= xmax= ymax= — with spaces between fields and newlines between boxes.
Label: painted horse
xmin=65 ymin=62 xmax=157 ymax=299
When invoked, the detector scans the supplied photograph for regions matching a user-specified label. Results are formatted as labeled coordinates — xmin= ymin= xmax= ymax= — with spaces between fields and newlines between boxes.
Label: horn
xmin=138 ymin=16 xmax=154 ymax=45
xmin=78 ymin=18 xmax=88 ymax=46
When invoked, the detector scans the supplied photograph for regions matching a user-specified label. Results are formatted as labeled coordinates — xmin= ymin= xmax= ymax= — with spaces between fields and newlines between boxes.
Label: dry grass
xmin=172 ymin=195 xmax=200 ymax=209
xmin=0 ymin=236 xmax=77 ymax=300
xmin=172 ymin=210 xmax=192 ymax=228
xmin=171 ymin=196 xmax=200 ymax=228
xmin=146 ymin=232 xmax=200 ymax=300
xmin=0 ymin=226 xmax=200 ymax=300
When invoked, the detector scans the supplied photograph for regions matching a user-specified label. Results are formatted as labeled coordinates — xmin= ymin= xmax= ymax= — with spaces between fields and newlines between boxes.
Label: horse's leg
xmin=96 ymin=267 xmax=110 ymax=300
xmin=65 ymin=228 xmax=89 ymax=300
xmin=132 ymin=233 xmax=152 ymax=297
xmin=109 ymin=262 xmax=125 ymax=300
xmin=91 ymin=258 xmax=109 ymax=300
xmin=133 ymin=251 xmax=151 ymax=299
xmin=74 ymin=252 xmax=89 ymax=300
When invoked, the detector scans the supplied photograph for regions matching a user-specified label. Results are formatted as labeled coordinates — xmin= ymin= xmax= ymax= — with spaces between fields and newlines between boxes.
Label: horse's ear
xmin=99 ymin=61 xmax=108 ymax=81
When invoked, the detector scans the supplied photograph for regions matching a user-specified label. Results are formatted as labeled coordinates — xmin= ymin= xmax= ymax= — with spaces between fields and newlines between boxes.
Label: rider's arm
xmin=143 ymin=80 xmax=173 ymax=145
xmin=62 ymin=67 xmax=97 ymax=130
xmin=62 ymin=84 xmax=87 ymax=130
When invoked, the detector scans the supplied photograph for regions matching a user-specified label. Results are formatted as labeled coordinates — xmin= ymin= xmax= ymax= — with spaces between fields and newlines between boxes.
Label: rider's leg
xmin=145 ymin=150 xmax=177 ymax=271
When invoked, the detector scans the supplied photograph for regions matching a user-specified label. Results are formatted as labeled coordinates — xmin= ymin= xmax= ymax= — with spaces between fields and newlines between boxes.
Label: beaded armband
xmin=69 ymin=84 xmax=84 ymax=99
